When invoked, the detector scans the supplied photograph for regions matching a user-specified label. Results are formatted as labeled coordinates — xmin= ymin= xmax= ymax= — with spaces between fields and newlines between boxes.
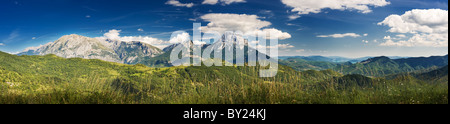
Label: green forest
xmin=0 ymin=51 xmax=448 ymax=104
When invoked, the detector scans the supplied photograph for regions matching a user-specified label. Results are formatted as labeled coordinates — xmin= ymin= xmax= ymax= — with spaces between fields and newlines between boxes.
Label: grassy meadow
xmin=0 ymin=52 xmax=448 ymax=104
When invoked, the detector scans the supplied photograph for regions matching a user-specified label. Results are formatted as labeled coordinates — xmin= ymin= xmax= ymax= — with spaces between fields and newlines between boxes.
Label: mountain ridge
xmin=18 ymin=34 xmax=163 ymax=64
xmin=279 ymin=56 xmax=410 ymax=63
xmin=334 ymin=55 xmax=448 ymax=77
xmin=137 ymin=32 xmax=273 ymax=67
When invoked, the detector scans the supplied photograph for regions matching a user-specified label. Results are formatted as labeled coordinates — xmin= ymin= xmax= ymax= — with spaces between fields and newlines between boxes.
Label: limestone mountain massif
xmin=18 ymin=34 xmax=164 ymax=64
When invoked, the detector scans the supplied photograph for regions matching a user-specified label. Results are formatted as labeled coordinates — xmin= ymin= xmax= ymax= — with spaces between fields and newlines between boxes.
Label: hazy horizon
xmin=2 ymin=33 xmax=446 ymax=59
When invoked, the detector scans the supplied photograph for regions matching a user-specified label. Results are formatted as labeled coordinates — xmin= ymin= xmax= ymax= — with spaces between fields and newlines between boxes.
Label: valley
xmin=1 ymin=48 xmax=447 ymax=104
xmin=1 ymin=34 xmax=448 ymax=104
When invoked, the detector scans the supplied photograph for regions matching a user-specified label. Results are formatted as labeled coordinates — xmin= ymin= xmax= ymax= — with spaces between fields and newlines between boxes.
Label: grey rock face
xmin=19 ymin=34 xmax=163 ymax=64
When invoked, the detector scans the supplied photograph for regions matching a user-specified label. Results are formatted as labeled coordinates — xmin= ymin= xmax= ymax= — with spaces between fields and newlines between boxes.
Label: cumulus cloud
xmin=166 ymin=0 xmax=194 ymax=8
xmin=103 ymin=29 xmax=121 ymax=40
xmin=0 ymin=43 xmax=4 ymax=46
xmin=281 ymin=0 xmax=390 ymax=18
xmin=317 ymin=33 xmax=366 ymax=38
xmin=169 ymin=32 xmax=191 ymax=44
xmin=202 ymin=0 xmax=246 ymax=5
xmin=167 ymin=32 xmax=207 ymax=45
xmin=99 ymin=29 xmax=170 ymax=49
xmin=200 ymin=13 xmax=291 ymax=40
xmin=248 ymin=28 xmax=292 ymax=40
xmin=137 ymin=28 xmax=144 ymax=32
xmin=378 ymin=9 xmax=448 ymax=47
xmin=201 ymin=14 xmax=271 ymax=33
xmin=379 ymin=9 xmax=448 ymax=34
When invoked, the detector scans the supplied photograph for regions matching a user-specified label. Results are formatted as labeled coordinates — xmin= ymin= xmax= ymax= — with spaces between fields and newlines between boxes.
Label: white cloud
xmin=255 ymin=43 xmax=295 ymax=49
xmin=380 ymin=33 xmax=448 ymax=47
xmin=295 ymin=49 xmax=305 ymax=52
xmin=362 ymin=40 xmax=369 ymax=43
xmin=32 ymin=37 xmax=36 ymax=40
xmin=277 ymin=44 xmax=295 ymax=49
xmin=288 ymin=15 xmax=301 ymax=20
xmin=200 ymin=13 xmax=291 ymax=40
xmin=99 ymin=29 xmax=170 ymax=49
xmin=248 ymin=28 xmax=292 ymax=40
xmin=188 ymin=18 xmax=197 ymax=21
xmin=103 ymin=29 xmax=121 ymax=40
xmin=168 ymin=31 xmax=205 ymax=45
xmin=201 ymin=13 xmax=270 ymax=33
xmin=378 ymin=9 xmax=448 ymax=34
xmin=169 ymin=32 xmax=191 ymax=44
xmin=193 ymin=40 xmax=207 ymax=45
xmin=166 ymin=0 xmax=194 ymax=8
xmin=396 ymin=34 xmax=406 ymax=38
xmin=202 ymin=0 xmax=219 ymax=5
xmin=0 ymin=43 xmax=4 ymax=46
xmin=378 ymin=9 xmax=448 ymax=47
xmin=281 ymin=0 xmax=390 ymax=18
xmin=23 ymin=42 xmax=52 ymax=52
xmin=317 ymin=33 xmax=365 ymax=38
xmin=286 ymin=23 xmax=296 ymax=26
xmin=137 ymin=28 xmax=144 ymax=32
xmin=221 ymin=0 xmax=246 ymax=5
xmin=249 ymin=40 xmax=259 ymax=44
xmin=383 ymin=36 xmax=392 ymax=40
xmin=202 ymin=0 xmax=246 ymax=5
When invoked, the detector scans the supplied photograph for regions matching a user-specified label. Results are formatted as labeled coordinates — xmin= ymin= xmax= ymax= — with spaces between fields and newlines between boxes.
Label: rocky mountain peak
xmin=18 ymin=34 xmax=164 ymax=64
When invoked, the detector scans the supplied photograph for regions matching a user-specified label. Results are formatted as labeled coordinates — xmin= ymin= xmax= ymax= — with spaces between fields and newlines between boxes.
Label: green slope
xmin=334 ymin=56 xmax=448 ymax=77
xmin=0 ymin=51 xmax=447 ymax=104
xmin=137 ymin=50 xmax=173 ymax=67
xmin=413 ymin=65 xmax=448 ymax=83
xmin=279 ymin=58 xmax=346 ymax=71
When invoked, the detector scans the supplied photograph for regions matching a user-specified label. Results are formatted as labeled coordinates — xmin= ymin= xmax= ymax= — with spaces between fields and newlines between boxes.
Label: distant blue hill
xmin=279 ymin=56 xmax=410 ymax=63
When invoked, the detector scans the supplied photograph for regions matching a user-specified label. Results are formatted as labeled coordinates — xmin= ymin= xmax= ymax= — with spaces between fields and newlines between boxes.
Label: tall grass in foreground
xmin=1 ymin=67 xmax=447 ymax=104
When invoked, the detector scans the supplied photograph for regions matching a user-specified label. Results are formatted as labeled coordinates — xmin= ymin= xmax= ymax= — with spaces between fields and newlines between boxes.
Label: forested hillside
xmin=279 ymin=58 xmax=346 ymax=71
xmin=334 ymin=56 xmax=448 ymax=77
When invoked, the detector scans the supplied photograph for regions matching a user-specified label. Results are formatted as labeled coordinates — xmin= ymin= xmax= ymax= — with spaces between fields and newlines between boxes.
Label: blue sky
xmin=0 ymin=0 xmax=448 ymax=58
